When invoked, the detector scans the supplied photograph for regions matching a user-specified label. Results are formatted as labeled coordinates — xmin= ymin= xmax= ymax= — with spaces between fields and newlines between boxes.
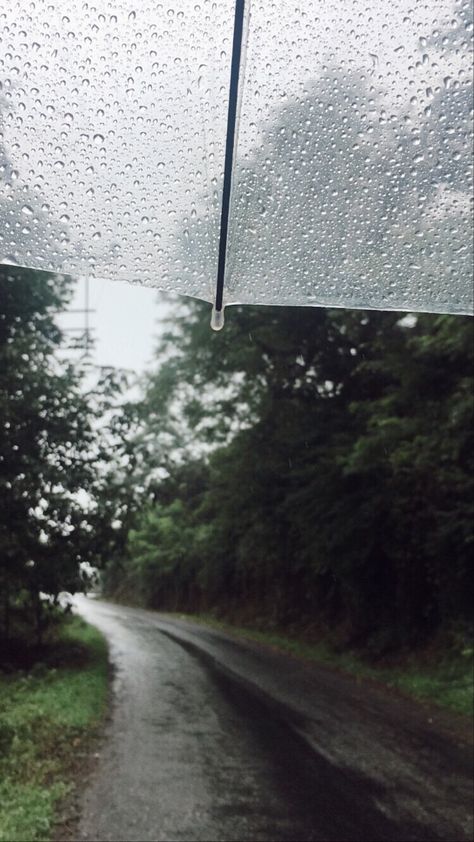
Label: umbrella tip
xmin=210 ymin=306 xmax=225 ymax=332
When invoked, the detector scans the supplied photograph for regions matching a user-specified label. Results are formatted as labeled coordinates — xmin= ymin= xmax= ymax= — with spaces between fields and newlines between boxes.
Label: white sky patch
xmin=58 ymin=276 xmax=169 ymax=373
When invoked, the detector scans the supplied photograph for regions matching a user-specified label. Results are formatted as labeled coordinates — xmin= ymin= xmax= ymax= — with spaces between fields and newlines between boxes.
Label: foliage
xmin=0 ymin=266 xmax=132 ymax=645
xmin=105 ymin=298 xmax=474 ymax=653
xmin=0 ymin=616 xmax=108 ymax=842
xmin=4 ymin=264 xmax=469 ymax=658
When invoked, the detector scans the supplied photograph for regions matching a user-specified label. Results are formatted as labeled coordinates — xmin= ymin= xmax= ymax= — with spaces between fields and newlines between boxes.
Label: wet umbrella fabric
xmin=0 ymin=1 xmax=472 ymax=316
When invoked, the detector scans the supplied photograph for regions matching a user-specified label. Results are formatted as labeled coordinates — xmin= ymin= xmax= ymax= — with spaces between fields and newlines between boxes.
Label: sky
xmin=61 ymin=277 xmax=170 ymax=374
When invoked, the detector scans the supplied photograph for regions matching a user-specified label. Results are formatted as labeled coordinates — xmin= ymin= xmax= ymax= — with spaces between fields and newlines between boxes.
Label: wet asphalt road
xmin=74 ymin=597 xmax=473 ymax=842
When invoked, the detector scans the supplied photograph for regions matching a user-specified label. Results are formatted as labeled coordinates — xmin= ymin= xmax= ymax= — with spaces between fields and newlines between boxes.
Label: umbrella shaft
xmin=215 ymin=0 xmax=246 ymax=314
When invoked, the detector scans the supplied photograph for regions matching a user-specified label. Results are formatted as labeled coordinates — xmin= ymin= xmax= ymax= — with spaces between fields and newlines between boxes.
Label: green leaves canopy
xmin=111 ymin=299 xmax=473 ymax=650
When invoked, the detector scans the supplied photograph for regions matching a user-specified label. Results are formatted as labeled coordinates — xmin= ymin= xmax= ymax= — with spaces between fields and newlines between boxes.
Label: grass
xmin=179 ymin=613 xmax=473 ymax=718
xmin=0 ymin=616 xmax=108 ymax=842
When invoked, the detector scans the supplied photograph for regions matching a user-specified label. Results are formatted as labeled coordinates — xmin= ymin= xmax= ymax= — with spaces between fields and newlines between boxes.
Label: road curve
xmin=74 ymin=597 xmax=473 ymax=842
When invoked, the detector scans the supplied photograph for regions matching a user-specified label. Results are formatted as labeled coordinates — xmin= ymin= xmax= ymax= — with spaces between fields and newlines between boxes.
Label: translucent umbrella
xmin=1 ymin=0 xmax=472 ymax=327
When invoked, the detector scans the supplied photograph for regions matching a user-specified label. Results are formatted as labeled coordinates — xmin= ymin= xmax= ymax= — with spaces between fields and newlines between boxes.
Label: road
xmin=74 ymin=597 xmax=473 ymax=842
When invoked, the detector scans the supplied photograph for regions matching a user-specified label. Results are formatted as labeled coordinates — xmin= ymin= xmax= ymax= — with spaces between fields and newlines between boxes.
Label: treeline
xmin=1 ymin=270 xmax=472 ymax=654
xmin=104 ymin=301 xmax=474 ymax=653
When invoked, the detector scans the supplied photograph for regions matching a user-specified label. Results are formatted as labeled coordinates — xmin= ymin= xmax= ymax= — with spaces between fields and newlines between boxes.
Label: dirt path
xmin=74 ymin=597 xmax=473 ymax=842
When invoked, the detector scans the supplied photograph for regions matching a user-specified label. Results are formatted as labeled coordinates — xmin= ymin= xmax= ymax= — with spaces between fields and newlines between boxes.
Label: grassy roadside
xmin=0 ymin=616 xmax=108 ymax=842
xmin=177 ymin=613 xmax=473 ymax=717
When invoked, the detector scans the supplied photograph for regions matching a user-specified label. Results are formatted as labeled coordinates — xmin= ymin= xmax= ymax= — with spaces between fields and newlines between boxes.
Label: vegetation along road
xmin=74 ymin=597 xmax=472 ymax=842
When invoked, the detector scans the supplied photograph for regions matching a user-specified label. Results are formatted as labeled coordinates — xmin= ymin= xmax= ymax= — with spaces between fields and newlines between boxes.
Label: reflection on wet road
xmin=74 ymin=597 xmax=473 ymax=842
xmin=75 ymin=599 xmax=323 ymax=841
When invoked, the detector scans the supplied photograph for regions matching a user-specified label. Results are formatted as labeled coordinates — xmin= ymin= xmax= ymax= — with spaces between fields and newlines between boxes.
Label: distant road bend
xmin=74 ymin=597 xmax=473 ymax=842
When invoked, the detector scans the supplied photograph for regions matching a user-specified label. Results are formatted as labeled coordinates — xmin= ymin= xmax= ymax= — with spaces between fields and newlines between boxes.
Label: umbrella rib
xmin=214 ymin=0 xmax=246 ymax=319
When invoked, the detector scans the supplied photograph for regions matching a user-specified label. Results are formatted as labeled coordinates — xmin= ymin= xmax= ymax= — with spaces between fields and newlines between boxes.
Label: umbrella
xmin=1 ymin=1 xmax=473 ymax=327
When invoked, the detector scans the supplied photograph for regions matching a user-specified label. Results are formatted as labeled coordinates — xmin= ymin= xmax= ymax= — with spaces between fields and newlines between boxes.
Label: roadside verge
xmin=0 ymin=616 xmax=109 ymax=842
xmin=171 ymin=613 xmax=474 ymax=717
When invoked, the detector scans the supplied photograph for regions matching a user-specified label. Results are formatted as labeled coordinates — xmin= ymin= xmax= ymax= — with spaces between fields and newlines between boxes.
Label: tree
xmin=0 ymin=266 xmax=127 ymax=645
xmin=110 ymin=298 xmax=473 ymax=652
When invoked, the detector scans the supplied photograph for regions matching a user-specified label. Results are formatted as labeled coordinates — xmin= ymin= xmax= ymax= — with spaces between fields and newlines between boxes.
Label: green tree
xmin=103 ymin=296 xmax=473 ymax=652
xmin=0 ymin=266 xmax=127 ymax=645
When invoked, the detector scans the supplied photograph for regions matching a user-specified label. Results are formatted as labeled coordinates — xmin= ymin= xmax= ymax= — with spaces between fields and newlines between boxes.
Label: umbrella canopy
xmin=1 ymin=0 xmax=473 ymax=318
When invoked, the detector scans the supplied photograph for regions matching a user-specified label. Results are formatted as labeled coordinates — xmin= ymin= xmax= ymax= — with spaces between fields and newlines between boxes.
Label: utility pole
xmin=61 ymin=276 xmax=95 ymax=359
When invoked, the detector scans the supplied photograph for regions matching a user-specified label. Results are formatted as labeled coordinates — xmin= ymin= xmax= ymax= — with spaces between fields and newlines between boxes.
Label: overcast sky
xmin=62 ymin=277 xmax=170 ymax=374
